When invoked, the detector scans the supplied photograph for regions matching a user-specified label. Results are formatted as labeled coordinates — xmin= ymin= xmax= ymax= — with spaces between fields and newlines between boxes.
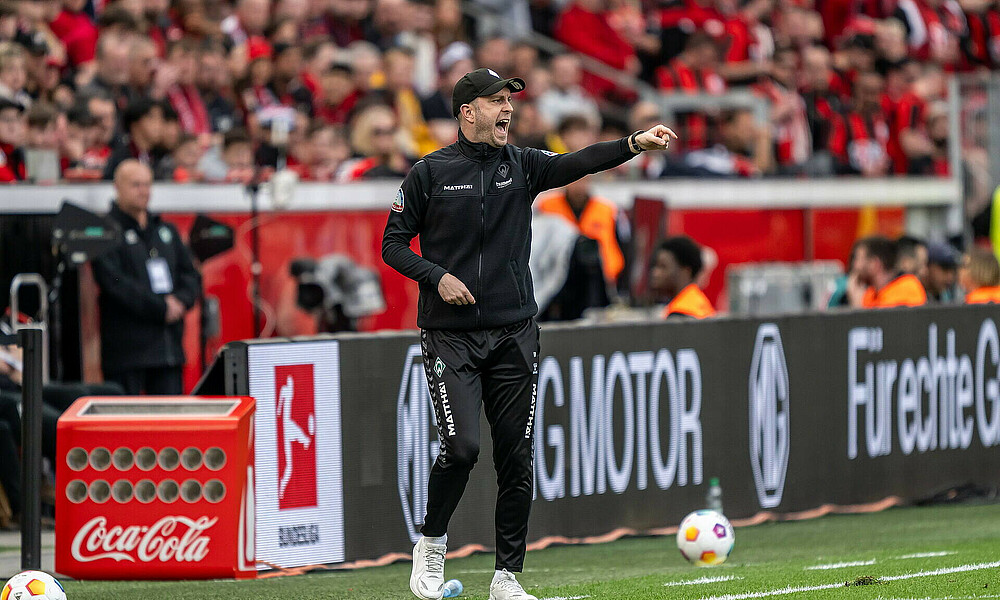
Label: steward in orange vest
xmin=855 ymin=235 xmax=927 ymax=309
xmin=537 ymin=189 xmax=626 ymax=286
xmin=648 ymin=236 xmax=716 ymax=319
xmin=959 ymin=247 xmax=1000 ymax=304
xmin=862 ymin=274 xmax=927 ymax=308
xmin=966 ymin=286 xmax=1000 ymax=304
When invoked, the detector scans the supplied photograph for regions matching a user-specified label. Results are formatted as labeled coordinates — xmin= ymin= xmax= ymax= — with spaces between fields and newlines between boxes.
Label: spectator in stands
xmin=420 ymin=41 xmax=472 ymax=147
xmin=222 ymin=0 xmax=272 ymax=47
xmin=655 ymin=33 xmax=726 ymax=151
xmin=92 ymin=160 xmax=201 ymax=395
xmin=79 ymin=91 xmax=117 ymax=172
xmin=82 ymin=33 xmax=133 ymax=109
xmin=197 ymin=42 xmax=238 ymax=134
xmin=127 ymin=38 xmax=161 ymax=104
xmin=218 ymin=127 xmax=256 ymax=183
xmin=300 ymin=39 xmax=336 ymax=100
xmin=271 ymin=42 xmax=314 ymax=116
xmin=799 ymin=46 xmax=845 ymax=175
xmin=0 ymin=42 xmax=29 ymax=109
xmin=856 ymin=235 xmax=928 ymax=307
xmin=890 ymin=64 xmax=944 ymax=175
xmin=923 ymin=100 xmax=950 ymax=176
xmin=830 ymin=70 xmax=892 ymax=176
xmin=339 ymin=103 xmax=413 ymax=180
xmin=164 ymin=39 xmax=212 ymax=137
xmin=291 ymin=122 xmax=349 ymax=181
xmin=648 ymin=236 xmax=716 ymax=319
xmin=0 ymin=96 xmax=25 ymax=182
xmin=49 ymin=0 xmax=98 ymax=78
xmin=511 ymin=41 xmax=540 ymax=82
xmin=158 ymin=132 xmax=204 ymax=182
xmin=537 ymin=115 xmax=630 ymax=293
xmin=554 ymin=0 xmax=639 ymax=101
xmin=103 ymin=97 xmax=165 ymax=179
xmin=925 ymin=241 xmax=960 ymax=302
xmin=536 ymin=53 xmax=601 ymax=130
xmin=318 ymin=62 xmax=361 ymax=125
xmin=473 ymin=36 xmax=514 ymax=76
xmin=896 ymin=234 xmax=929 ymax=284
xmin=684 ymin=108 xmax=773 ymax=177
xmin=378 ymin=45 xmax=436 ymax=155
xmin=24 ymin=101 xmax=62 ymax=181
xmin=62 ymin=104 xmax=102 ymax=180
xmin=96 ymin=4 xmax=141 ymax=40
xmin=893 ymin=0 xmax=966 ymax=67
xmin=960 ymin=247 xmax=1000 ymax=304
xmin=755 ymin=46 xmax=811 ymax=174
xmin=32 ymin=54 xmax=71 ymax=109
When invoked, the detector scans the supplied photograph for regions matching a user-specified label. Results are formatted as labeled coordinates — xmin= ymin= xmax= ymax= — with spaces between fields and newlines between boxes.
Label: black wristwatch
xmin=628 ymin=130 xmax=645 ymax=154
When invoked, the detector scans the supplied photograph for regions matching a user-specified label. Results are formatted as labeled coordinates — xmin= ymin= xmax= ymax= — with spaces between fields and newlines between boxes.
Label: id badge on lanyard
xmin=146 ymin=247 xmax=173 ymax=294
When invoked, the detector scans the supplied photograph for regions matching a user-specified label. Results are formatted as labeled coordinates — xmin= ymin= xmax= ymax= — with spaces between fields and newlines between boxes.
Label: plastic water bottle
xmin=442 ymin=579 xmax=463 ymax=598
xmin=706 ymin=477 xmax=724 ymax=513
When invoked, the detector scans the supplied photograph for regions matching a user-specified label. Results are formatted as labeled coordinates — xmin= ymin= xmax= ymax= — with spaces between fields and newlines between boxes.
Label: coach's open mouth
xmin=496 ymin=118 xmax=510 ymax=136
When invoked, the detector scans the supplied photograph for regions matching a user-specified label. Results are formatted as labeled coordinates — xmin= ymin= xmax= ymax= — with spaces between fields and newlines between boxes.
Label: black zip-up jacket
xmin=91 ymin=203 xmax=201 ymax=371
xmin=382 ymin=130 xmax=638 ymax=330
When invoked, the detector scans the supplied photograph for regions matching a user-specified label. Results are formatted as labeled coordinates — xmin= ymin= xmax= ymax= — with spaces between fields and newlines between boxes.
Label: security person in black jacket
xmin=383 ymin=68 xmax=677 ymax=600
xmin=92 ymin=160 xmax=201 ymax=395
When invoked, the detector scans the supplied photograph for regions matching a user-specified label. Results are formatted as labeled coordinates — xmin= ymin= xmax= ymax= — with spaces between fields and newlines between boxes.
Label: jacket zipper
xmin=477 ymin=166 xmax=484 ymax=328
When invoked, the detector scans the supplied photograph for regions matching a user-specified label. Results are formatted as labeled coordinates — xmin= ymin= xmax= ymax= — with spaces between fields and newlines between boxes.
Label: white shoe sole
xmin=409 ymin=543 xmax=443 ymax=600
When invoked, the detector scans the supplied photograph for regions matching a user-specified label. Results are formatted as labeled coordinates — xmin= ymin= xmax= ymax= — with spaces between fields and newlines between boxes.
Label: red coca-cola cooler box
xmin=55 ymin=396 xmax=256 ymax=580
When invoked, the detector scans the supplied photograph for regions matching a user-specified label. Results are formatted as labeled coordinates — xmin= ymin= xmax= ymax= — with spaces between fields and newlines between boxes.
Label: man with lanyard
xmin=92 ymin=160 xmax=201 ymax=394
xmin=382 ymin=67 xmax=677 ymax=600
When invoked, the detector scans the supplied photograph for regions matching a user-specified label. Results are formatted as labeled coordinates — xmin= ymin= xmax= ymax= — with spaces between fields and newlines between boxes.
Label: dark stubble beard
xmin=473 ymin=103 xmax=497 ymax=146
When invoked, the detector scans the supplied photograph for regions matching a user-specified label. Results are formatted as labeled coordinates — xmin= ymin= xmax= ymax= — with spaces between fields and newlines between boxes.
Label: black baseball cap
xmin=452 ymin=68 xmax=526 ymax=117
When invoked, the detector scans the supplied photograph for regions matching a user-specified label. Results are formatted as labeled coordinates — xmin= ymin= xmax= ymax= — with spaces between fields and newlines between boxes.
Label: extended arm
xmin=526 ymin=125 xmax=677 ymax=194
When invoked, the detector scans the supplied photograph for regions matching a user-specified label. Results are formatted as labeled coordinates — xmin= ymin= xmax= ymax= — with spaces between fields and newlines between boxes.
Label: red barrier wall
xmin=130 ymin=205 xmax=904 ymax=391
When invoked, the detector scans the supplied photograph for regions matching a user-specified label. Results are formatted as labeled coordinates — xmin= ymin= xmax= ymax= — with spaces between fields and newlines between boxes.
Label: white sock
xmin=424 ymin=534 xmax=447 ymax=545
xmin=493 ymin=569 xmax=510 ymax=582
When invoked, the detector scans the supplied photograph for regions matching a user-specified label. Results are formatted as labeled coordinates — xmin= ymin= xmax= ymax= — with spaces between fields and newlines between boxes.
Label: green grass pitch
xmin=61 ymin=502 xmax=1000 ymax=600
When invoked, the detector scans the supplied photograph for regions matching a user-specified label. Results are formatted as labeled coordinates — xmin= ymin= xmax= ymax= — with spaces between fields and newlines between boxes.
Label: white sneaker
xmin=489 ymin=569 xmax=538 ymax=600
xmin=410 ymin=537 xmax=447 ymax=599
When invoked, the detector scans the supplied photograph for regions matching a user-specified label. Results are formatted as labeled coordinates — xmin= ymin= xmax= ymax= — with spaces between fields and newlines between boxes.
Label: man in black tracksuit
xmin=92 ymin=160 xmax=201 ymax=395
xmin=383 ymin=68 xmax=676 ymax=600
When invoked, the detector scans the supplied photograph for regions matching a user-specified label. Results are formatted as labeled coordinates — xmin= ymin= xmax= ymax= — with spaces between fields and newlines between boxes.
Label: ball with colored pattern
xmin=676 ymin=509 xmax=735 ymax=567
xmin=1 ymin=571 xmax=67 ymax=600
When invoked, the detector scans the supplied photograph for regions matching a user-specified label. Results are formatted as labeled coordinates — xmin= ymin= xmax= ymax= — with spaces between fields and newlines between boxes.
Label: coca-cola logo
xmin=71 ymin=516 xmax=218 ymax=563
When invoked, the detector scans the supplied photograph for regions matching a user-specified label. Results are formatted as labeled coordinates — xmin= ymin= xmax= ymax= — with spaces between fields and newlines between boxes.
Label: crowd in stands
xmin=0 ymin=0 xmax=996 ymax=184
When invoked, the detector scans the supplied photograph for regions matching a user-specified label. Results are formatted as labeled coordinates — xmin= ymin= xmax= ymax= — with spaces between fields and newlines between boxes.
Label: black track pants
xmin=419 ymin=318 xmax=540 ymax=572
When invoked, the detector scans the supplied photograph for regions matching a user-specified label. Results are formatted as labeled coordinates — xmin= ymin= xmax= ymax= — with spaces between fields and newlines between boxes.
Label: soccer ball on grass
xmin=676 ymin=509 xmax=735 ymax=566
xmin=2 ymin=571 xmax=67 ymax=600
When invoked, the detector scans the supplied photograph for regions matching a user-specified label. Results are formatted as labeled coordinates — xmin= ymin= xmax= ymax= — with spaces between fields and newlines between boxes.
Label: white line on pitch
xmin=696 ymin=560 xmax=1000 ymax=600
xmin=540 ymin=596 xmax=591 ymax=600
xmin=804 ymin=559 xmax=876 ymax=570
xmin=893 ymin=551 xmax=957 ymax=559
xmin=664 ymin=575 xmax=743 ymax=586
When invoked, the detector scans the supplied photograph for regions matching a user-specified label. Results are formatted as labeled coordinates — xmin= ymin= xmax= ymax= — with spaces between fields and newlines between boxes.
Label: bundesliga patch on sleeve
xmin=391 ymin=188 xmax=404 ymax=212
xmin=540 ymin=150 xmax=559 ymax=156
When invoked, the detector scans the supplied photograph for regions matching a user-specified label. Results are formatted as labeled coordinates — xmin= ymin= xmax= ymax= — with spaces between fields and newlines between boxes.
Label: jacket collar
xmin=110 ymin=201 xmax=158 ymax=231
xmin=456 ymin=128 xmax=503 ymax=162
